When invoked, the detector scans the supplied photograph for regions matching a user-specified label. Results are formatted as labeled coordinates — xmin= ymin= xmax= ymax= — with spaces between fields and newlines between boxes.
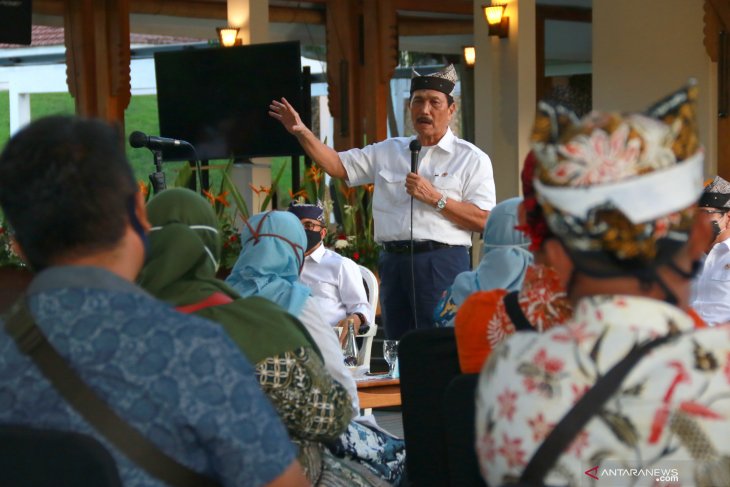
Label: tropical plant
xmin=296 ymin=164 xmax=380 ymax=272
xmin=0 ymin=214 xmax=25 ymax=268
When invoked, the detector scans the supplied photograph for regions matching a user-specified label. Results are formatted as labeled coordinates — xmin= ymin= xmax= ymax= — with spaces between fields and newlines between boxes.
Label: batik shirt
xmin=0 ymin=266 xmax=296 ymax=487
xmin=455 ymin=264 xmax=571 ymax=373
xmin=476 ymin=295 xmax=730 ymax=487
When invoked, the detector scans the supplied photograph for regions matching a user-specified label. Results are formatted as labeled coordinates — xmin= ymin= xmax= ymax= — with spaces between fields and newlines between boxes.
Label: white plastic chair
xmin=357 ymin=265 xmax=379 ymax=369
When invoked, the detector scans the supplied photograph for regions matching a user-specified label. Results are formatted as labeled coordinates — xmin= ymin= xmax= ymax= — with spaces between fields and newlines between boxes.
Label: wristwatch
xmin=435 ymin=194 xmax=448 ymax=212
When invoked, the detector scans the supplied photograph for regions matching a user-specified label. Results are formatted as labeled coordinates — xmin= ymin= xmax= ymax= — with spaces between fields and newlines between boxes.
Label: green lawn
xmin=0 ymin=91 xmax=297 ymax=207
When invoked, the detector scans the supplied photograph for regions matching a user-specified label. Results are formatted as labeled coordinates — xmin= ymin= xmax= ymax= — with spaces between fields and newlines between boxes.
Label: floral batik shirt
xmin=455 ymin=264 xmax=571 ymax=373
xmin=476 ymin=295 xmax=730 ymax=487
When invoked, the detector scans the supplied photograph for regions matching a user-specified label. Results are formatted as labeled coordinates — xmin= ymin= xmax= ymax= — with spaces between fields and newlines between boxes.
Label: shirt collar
xmin=573 ymin=294 xmax=696 ymax=338
xmin=435 ymin=127 xmax=455 ymax=154
xmin=307 ymin=243 xmax=326 ymax=263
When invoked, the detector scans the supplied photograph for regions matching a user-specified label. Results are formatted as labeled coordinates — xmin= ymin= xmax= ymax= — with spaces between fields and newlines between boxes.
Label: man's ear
xmin=320 ymin=226 xmax=327 ymax=239
xmin=541 ymin=238 xmax=574 ymax=290
xmin=134 ymin=190 xmax=152 ymax=232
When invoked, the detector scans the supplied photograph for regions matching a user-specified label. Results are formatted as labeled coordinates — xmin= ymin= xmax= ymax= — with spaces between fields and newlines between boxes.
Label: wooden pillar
xmin=326 ymin=0 xmax=397 ymax=150
xmin=64 ymin=0 xmax=131 ymax=128
xmin=705 ymin=0 xmax=730 ymax=179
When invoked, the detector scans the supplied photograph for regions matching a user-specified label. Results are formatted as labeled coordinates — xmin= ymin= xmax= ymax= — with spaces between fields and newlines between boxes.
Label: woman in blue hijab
xmin=434 ymin=197 xmax=532 ymax=327
xmin=225 ymin=211 xmax=360 ymax=410
xmin=227 ymin=211 xmax=406 ymax=484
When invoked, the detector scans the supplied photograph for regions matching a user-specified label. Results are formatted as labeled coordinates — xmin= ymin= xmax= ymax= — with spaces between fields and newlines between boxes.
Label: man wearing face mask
xmin=287 ymin=201 xmax=373 ymax=337
xmin=691 ymin=175 xmax=730 ymax=325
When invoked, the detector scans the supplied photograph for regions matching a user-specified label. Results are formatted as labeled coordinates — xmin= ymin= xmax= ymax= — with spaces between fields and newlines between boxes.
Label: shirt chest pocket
xmin=432 ymin=174 xmax=461 ymax=200
xmin=709 ymin=263 xmax=730 ymax=282
xmin=375 ymin=168 xmax=409 ymax=208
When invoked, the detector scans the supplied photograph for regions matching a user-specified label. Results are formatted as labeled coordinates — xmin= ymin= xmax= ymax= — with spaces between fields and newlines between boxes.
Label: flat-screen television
xmin=154 ymin=41 xmax=305 ymax=161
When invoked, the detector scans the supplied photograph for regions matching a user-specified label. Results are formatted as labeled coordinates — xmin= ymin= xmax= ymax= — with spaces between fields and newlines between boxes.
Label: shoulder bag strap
xmin=502 ymin=290 xmax=534 ymax=331
xmin=4 ymin=300 xmax=221 ymax=487
xmin=518 ymin=332 xmax=675 ymax=485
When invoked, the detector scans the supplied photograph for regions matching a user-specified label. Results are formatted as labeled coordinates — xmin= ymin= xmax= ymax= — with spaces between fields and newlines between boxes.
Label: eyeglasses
xmin=302 ymin=222 xmax=323 ymax=231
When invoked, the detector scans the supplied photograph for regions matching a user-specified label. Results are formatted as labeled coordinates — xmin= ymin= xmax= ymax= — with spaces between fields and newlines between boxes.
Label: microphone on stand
xmin=409 ymin=139 xmax=422 ymax=174
xmin=128 ymin=131 xmax=196 ymax=195
xmin=408 ymin=138 xmax=422 ymax=330
xmin=129 ymin=131 xmax=193 ymax=151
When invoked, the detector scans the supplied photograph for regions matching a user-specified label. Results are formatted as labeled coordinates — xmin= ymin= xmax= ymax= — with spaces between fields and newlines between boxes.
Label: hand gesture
xmin=269 ymin=97 xmax=306 ymax=136
xmin=405 ymin=172 xmax=440 ymax=207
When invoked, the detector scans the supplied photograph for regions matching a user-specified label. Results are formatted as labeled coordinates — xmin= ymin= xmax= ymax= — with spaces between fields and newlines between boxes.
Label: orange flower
xmin=202 ymin=189 xmax=215 ymax=204
xmin=365 ymin=184 xmax=375 ymax=193
xmin=248 ymin=184 xmax=272 ymax=195
xmin=339 ymin=184 xmax=356 ymax=199
xmin=137 ymin=181 xmax=149 ymax=198
xmin=288 ymin=188 xmax=308 ymax=199
xmin=307 ymin=165 xmax=323 ymax=184
xmin=215 ymin=191 xmax=230 ymax=207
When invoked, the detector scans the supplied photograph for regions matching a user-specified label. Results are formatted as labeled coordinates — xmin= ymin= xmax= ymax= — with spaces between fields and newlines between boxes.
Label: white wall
xmin=593 ymin=0 xmax=715 ymax=172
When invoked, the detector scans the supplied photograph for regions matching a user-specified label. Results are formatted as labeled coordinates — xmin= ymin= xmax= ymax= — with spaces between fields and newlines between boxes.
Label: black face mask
xmin=305 ymin=230 xmax=322 ymax=253
xmin=712 ymin=220 xmax=722 ymax=240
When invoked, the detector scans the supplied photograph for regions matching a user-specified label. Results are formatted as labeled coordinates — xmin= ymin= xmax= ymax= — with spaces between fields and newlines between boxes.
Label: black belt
xmin=381 ymin=240 xmax=462 ymax=254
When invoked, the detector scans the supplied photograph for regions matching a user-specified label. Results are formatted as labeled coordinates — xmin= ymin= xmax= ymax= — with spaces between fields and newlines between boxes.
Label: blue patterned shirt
xmin=0 ymin=266 xmax=296 ymax=487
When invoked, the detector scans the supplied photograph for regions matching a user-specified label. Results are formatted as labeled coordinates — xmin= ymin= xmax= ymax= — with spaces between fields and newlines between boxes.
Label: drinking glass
xmin=383 ymin=340 xmax=399 ymax=377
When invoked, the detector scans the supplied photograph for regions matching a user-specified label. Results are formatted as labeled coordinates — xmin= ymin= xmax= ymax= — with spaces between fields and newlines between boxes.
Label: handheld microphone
xmin=409 ymin=139 xmax=422 ymax=174
xmin=129 ymin=131 xmax=192 ymax=151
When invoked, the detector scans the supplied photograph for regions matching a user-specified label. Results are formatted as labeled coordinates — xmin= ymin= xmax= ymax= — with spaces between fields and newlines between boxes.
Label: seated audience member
xmin=224 ymin=210 xmax=360 ymax=412
xmin=225 ymin=210 xmax=406 ymax=485
xmin=692 ymin=176 xmax=730 ymax=325
xmin=0 ymin=116 xmax=307 ymax=487
xmin=137 ymin=188 xmax=386 ymax=486
xmin=454 ymin=154 xmax=572 ymax=373
xmin=476 ymin=83 xmax=730 ymax=486
xmin=433 ymin=197 xmax=532 ymax=328
xmin=287 ymin=200 xmax=373 ymax=332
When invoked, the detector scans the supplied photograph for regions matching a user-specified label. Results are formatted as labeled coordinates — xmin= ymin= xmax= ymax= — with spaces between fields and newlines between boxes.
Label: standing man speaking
xmin=270 ymin=65 xmax=496 ymax=339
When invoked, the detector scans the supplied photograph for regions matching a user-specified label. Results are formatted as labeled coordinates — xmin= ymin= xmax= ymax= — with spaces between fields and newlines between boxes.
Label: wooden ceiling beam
xmin=399 ymin=18 xmax=472 ymax=36
xmin=35 ymin=0 xmax=472 ymax=23
xmin=395 ymin=0 xmax=472 ymax=16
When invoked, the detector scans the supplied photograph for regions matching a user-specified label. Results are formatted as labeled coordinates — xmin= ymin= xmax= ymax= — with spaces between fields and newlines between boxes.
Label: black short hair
xmin=0 ymin=115 xmax=137 ymax=270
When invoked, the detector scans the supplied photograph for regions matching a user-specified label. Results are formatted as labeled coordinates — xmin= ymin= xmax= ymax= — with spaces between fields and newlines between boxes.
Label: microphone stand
xmin=149 ymin=150 xmax=166 ymax=194
xmin=408 ymin=139 xmax=421 ymax=330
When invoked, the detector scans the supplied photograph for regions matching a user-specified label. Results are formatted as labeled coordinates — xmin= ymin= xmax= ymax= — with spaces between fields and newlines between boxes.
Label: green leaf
xmin=173 ymin=164 xmax=193 ymax=188
xmin=221 ymin=169 xmax=250 ymax=220
xmin=260 ymin=162 xmax=287 ymax=212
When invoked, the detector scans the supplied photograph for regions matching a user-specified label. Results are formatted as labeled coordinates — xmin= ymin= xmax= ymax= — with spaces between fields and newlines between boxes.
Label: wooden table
xmin=356 ymin=377 xmax=401 ymax=410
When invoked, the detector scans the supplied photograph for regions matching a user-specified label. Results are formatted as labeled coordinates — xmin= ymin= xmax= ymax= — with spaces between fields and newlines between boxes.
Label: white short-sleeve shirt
xmin=692 ymin=238 xmax=730 ymax=325
xmin=300 ymin=244 xmax=373 ymax=327
xmin=339 ymin=128 xmax=496 ymax=246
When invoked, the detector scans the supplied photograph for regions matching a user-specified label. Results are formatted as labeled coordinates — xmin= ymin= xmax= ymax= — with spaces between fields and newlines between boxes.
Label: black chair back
xmin=443 ymin=374 xmax=487 ymax=487
xmin=0 ymin=425 xmax=122 ymax=487
xmin=399 ymin=327 xmax=461 ymax=486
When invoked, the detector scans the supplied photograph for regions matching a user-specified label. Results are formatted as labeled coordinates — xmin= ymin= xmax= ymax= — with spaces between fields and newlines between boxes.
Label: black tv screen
xmin=154 ymin=41 xmax=304 ymax=161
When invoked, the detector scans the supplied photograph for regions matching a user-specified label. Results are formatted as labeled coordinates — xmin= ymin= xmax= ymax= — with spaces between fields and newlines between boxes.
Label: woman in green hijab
xmin=138 ymin=188 xmax=387 ymax=487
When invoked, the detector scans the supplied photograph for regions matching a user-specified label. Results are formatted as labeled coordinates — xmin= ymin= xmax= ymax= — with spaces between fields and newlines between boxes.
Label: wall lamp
xmin=482 ymin=3 xmax=509 ymax=38
xmin=463 ymin=46 xmax=476 ymax=67
xmin=216 ymin=27 xmax=241 ymax=47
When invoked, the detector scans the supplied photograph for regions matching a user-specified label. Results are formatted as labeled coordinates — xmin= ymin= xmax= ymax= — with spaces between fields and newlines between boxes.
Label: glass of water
xmin=383 ymin=340 xmax=399 ymax=377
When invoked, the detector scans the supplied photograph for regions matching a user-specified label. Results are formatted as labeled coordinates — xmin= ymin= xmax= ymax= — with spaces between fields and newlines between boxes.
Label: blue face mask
xmin=127 ymin=197 xmax=149 ymax=260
